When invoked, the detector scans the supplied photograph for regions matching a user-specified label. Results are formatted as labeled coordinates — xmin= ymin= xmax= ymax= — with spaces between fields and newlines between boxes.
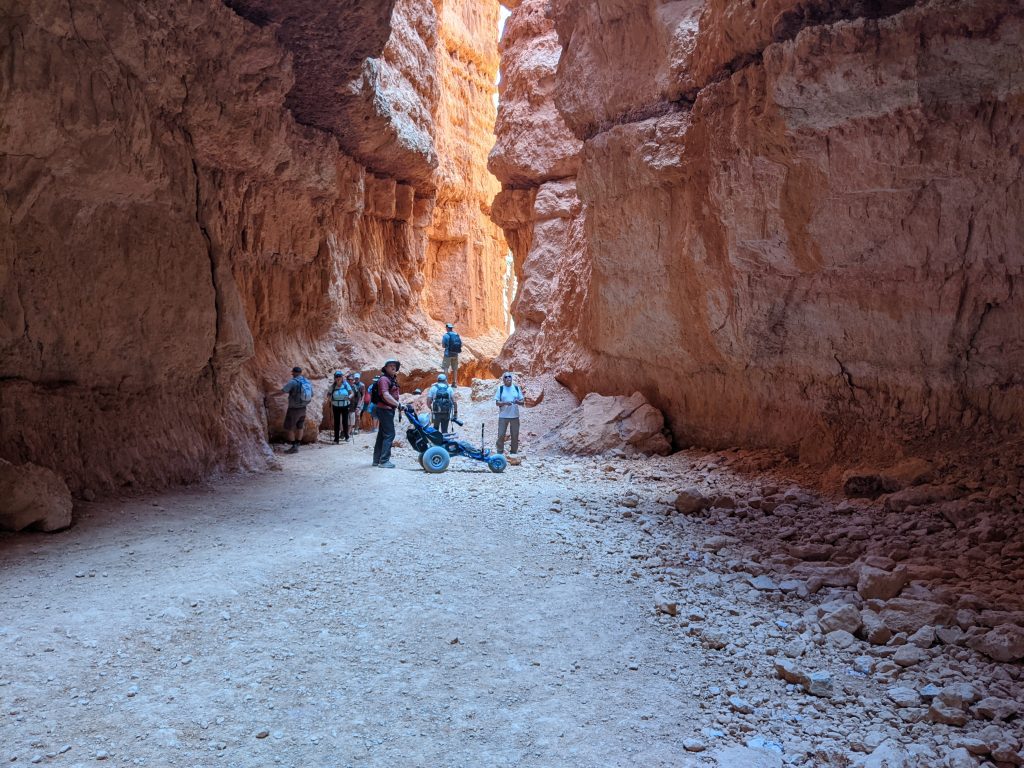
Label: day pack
xmin=445 ymin=332 xmax=463 ymax=355
xmin=431 ymin=385 xmax=453 ymax=416
xmin=330 ymin=384 xmax=351 ymax=407
xmin=297 ymin=377 xmax=313 ymax=405
xmin=371 ymin=377 xmax=390 ymax=405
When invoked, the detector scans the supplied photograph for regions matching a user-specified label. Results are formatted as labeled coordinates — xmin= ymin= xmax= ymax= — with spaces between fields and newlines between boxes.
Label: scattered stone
xmin=878 ymin=598 xmax=954 ymax=634
xmin=886 ymin=687 xmax=921 ymax=708
xmin=907 ymin=625 xmax=935 ymax=648
xmin=972 ymin=696 xmax=1019 ymax=722
xmin=806 ymin=670 xmax=833 ymax=698
xmin=0 ymin=459 xmax=73 ymax=532
xmin=893 ymin=645 xmax=927 ymax=667
xmin=860 ymin=740 xmax=911 ymax=768
xmin=929 ymin=703 xmax=969 ymax=727
xmin=655 ymin=600 xmax=679 ymax=617
xmin=966 ymin=623 xmax=1024 ymax=662
xmin=255 ymin=730 xmax=269 ymax=739
xmin=857 ymin=566 xmax=908 ymax=601
xmin=748 ymin=575 xmax=778 ymax=591
xmin=861 ymin=610 xmax=894 ymax=645
xmin=843 ymin=459 xmax=933 ymax=498
xmin=946 ymin=747 xmax=980 ymax=768
xmin=729 ymin=695 xmax=754 ymax=714
xmin=820 ymin=604 xmax=862 ymax=635
xmin=674 ymin=487 xmax=711 ymax=515
xmin=682 ymin=738 xmax=706 ymax=752
xmin=712 ymin=746 xmax=783 ymax=768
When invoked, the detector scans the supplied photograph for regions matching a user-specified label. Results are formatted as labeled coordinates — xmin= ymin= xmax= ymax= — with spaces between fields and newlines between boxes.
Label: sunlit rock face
xmin=489 ymin=0 xmax=587 ymax=381
xmin=494 ymin=0 xmax=1024 ymax=460
xmin=0 ymin=0 xmax=507 ymax=495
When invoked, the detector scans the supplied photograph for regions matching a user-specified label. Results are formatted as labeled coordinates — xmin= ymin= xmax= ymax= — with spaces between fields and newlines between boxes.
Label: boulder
xmin=857 ymin=566 xmax=908 ymax=601
xmin=540 ymin=392 xmax=671 ymax=456
xmin=842 ymin=458 xmax=934 ymax=498
xmin=675 ymin=487 xmax=711 ymax=515
xmin=878 ymin=598 xmax=954 ymax=634
xmin=966 ymin=624 xmax=1024 ymax=662
xmin=0 ymin=459 xmax=73 ymax=532
xmin=819 ymin=604 xmax=862 ymax=635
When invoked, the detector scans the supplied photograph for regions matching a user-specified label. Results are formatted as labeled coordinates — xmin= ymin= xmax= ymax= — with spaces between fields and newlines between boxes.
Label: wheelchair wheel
xmin=487 ymin=454 xmax=508 ymax=473
xmin=422 ymin=445 xmax=451 ymax=473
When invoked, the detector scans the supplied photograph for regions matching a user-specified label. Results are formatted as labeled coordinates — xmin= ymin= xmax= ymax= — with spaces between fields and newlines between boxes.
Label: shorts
xmin=284 ymin=406 xmax=307 ymax=431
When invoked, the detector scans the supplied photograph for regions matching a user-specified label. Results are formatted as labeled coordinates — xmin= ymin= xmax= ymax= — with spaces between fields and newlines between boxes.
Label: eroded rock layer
xmin=493 ymin=0 xmax=1024 ymax=461
xmin=0 ymin=0 xmax=506 ymax=495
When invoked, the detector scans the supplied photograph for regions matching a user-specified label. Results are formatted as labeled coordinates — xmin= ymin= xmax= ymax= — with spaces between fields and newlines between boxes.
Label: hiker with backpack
xmin=281 ymin=366 xmax=313 ymax=454
xmin=328 ymin=371 xmax=354 ymax=444
xmin=426 ymin=374 xmax=459 ymax=433
xmin=494 ymin=371 xmax=525 ymax=455
xmin=347 ymin=373 xmax=364 ymax=435
xmin=440 ymin=323 xmax=462 ymax=387
xmin=364 ymin=375 xmax=380 ymax=432
xmin=372 ymin=359 xmax=402 ymax=468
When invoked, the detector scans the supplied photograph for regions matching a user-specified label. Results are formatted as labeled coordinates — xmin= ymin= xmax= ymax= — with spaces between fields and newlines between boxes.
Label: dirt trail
xmin=2 ymin=392 xmax=1021 ymax=767
xmin=1 ymin=425 xmax=711 ymax=767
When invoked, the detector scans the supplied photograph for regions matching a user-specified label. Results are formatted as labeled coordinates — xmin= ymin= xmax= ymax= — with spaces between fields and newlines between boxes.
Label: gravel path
xmin=5 ymin=401 xmax=1020 ymax=768
xmin=1 ymin=431 xmax=715 ymax=768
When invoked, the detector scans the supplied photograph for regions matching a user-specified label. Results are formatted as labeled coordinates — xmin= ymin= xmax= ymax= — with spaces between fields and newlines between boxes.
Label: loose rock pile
xmin=529 ymin=446 xmax=1024 ymax=766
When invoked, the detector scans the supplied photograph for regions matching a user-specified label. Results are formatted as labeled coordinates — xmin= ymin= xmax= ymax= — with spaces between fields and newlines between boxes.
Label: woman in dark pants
xmin=329 ymin=371 xmax=354 ymax=443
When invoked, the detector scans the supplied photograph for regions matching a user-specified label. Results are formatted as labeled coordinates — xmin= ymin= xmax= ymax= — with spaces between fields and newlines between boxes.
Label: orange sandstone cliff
xmin=491 ymin=0 xmax=1024 ymax=462
xmin=0 ymin=0 xmax=507 ymax=495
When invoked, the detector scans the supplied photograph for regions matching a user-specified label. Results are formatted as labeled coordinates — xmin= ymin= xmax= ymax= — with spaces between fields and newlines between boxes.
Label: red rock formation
xmin=0 ymin=0 xmax=507 ymax=495
xmin=493 ymin=0 xmax=1024 ymax=462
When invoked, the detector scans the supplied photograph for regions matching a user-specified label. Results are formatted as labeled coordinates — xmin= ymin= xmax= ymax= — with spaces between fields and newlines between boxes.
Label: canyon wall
xmin=0 ymin=0 xmax=506 ymax=496
xmin=492 ymin=0 xmax=1024 ymax=462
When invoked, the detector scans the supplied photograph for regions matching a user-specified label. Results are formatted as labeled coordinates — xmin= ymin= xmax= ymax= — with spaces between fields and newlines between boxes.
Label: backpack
xmin=330 ymin=383 xmax=351 ymax=407
xmin=445 ymin=332 xmax=462 ymax=355
xmin=370 ymin=377 xmax=389 ymax=405
xmin=431 ymin=384 xmax=453 ymax=416
xmin=296 ymin=377 xmax=313 ymax=405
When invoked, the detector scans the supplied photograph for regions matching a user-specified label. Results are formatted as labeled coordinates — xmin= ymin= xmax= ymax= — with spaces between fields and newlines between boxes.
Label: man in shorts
xmin=281 ymin=366 xmax=312 ymax=454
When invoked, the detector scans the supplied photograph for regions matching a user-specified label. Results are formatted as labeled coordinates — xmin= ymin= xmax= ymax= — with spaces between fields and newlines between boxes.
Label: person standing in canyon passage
xmin=347 ymin=373 xmax=364 ymax=435
xmin=281 ymin=366 xmax=313 ymax=454
xmin=440 ymin=323 xmax=462 ymax=387
xmin=426 ymin=373 xmax=458 ymax=433
xmin=494 ymin=372 xmax=525 ymax=455
xmin=328 ymin=371 xmax=354 ymax=444
xmin=371 ymin=359 xmax=402 ymax=468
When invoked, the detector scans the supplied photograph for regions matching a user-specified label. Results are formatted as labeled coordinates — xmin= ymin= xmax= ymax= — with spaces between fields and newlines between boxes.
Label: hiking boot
xmin=333 ymin=438 xmax=339 ymax=444
xmin=378 ymin=462 xmax=395 ymax=469
xmin=285 ymin=445 xmax=299 ymax=454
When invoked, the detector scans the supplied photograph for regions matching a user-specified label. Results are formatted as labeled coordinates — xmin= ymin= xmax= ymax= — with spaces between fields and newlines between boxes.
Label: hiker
xmin=372 ymin=359 xmax=402 ymax=468
xmin=281 ymin=366 xmax=313 ymax=454
xmin=347 ymin=373 xmax=364 ymax=435
xmin=427 ymin=373 xmax=458 ymax=433
xmin=363 ymin=375 xmax=380 ymax=432
xmin=328 ymin=371 xmax=354 ymax=443
xmin=440 ymin=323 xmax=462 ymax=387
xmin=494 ymin=371 xmax=524 ymax=455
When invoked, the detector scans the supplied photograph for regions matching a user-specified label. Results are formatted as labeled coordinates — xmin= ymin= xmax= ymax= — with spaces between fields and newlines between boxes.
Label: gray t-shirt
xmin=282 ymin=377 xmax=310 ymax=409
xmin=495 ymin=384 xmax=523 ymax=419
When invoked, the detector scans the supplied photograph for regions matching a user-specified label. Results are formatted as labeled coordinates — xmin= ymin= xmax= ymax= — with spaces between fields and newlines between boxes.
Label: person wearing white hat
xmin=494 ymin=371 xmax=524 ymax=455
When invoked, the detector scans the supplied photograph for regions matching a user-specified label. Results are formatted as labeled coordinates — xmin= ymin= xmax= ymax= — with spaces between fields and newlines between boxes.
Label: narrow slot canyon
xmin=1 ymin=1 xmax=1023 ymax=766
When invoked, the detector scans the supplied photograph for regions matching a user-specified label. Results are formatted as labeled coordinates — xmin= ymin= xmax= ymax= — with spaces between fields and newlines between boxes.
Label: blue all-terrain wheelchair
xmin=401 ymin=405 xmax=507 ymax=474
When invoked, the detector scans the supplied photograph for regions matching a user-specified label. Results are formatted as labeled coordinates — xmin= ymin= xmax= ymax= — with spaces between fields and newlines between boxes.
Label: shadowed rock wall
xmin=0 ymin=0 xmax=506 ymax=496
xmin=492 ymin=0 xmax=1024 ymax=462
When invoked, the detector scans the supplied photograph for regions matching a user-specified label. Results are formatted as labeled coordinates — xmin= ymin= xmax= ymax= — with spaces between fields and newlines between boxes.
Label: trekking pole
xmin=481 ymin=423 xmax=485 ymax=452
